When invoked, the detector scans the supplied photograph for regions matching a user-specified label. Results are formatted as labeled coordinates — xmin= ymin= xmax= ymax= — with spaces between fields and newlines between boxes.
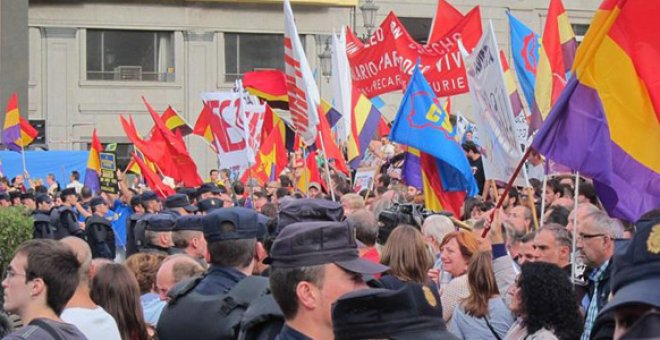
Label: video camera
xmin=377 ymin=203 xmax=445 ymax=245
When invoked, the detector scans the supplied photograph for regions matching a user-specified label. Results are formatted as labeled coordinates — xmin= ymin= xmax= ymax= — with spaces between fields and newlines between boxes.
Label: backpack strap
xmin=483 ymin=316 xmax=503 ymax=340
xmin=29 ymin=319 xmax=66 ymax=340
xmin=220 ymin=276 xmax=270 ymax=317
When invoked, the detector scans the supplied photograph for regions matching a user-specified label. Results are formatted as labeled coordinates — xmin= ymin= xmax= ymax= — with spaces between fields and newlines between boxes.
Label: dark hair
xmin=545 ymin=206 xmax=570 ymax=226
xmin=233 ymin=181 xmax=245 ymax=195
xmin=209 ymin=169 xmax=219 ymax=176
xmin=275 ymin=187 xmax=290 ymax=199
xmin=208 ymin=222 xmax=256 ymax=268
xmin=91 ymin=263 xmax=149 ymax=340
xmin=558 ymin=184 xmax=573 ymax=198
xmin=378 ymin=174 xmax=391 ymax=188
xmin=269 ymin=265 xmax=325 ymax=320
xmin=578 ymin=182 xmax=599 ymax=205
xmin=81 ymin=186 xmax=93 ymax=200
xmin=518 ymin=262 xmax=583 ymax=340
xmin=261 ymin=203 xmax=278 ymax=219
xmin=347 ymin=209 xmax=379 ymax=247
xmin=279 ymin=175 xmax=292 ymax=188
xmin=462 ymin=197 xmax=482 ymax=221
xmin=15 ymin=239 xmax=80 ymax=315
xmin=520 ymin=231 xmax=536 ymax=244
xmin=461 ymin=141 xmax=479 ymax=154
xmin=71 ymin=171 xmax=80 ymax=181
xmin=546 ymin=179 xmax=562 ymax=195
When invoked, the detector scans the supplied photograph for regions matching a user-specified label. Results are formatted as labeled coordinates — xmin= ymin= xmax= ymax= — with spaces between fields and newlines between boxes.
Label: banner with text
xmin=346 ymin=8 xmax=482 ymax=98
xmin=461 ymin=22 xmax=526 ymax=186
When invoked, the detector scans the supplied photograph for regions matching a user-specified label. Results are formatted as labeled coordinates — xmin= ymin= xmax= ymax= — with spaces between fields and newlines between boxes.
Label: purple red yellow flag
xmin=347 ymin=89 xmax=381 ymax=169
xmin=532 ymin=0 xmax=660 ymax=222
xmin=83 ymin=129 xmax=103 ymax=193
xmin=2 ymin=93 xmax=38 ymax=152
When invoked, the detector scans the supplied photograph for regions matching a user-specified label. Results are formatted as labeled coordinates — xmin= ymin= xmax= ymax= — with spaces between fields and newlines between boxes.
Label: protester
xmin=379 ymin=224 xmax=435 ymax=288
xmin=438 ymin=230 xmax=479 ymax=323
xmin=91 ymin=263 xmax=150 ymax=340
xmin=1 ymin=239 xmax=86 ymax=339
xmin=124 ymin=253 xmax=167 ymax=327
xmin=450 ymin=251 xmax=514 ymax=339
xmin=533 ymin=223 xmax=571 ymax=271
xmin=155 ymin=254 xmax=205 ymax=301
xmin=346 ymin=208 xmax=380 ymax=264
xmin=267 ymin=221 xmax=388 ymax=339
xmin=505 ymin=262 xmax=583 ymax=340
xmin=60 ymin=237 xmax=121 ymax=340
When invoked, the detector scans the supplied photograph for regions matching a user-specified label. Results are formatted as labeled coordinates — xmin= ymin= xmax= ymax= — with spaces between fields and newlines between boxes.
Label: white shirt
xmin=67 ymin=180 xmax=84 ymax=194
xmin=379 ymin=144 xmax=395 ymax=160
xmin=61 ymin=306 xmax=122 ymax=340
xmin=527 ymin=163 xmax=545 ymax=181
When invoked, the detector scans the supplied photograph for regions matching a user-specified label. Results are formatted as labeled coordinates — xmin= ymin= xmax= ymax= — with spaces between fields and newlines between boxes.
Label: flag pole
xmin=19 ymin=141 xmax=28 ymax=179
xmin=317 ymin=127 xmax=336 ymax=201
xmin=539 ymin=174 xmax=548 ymax=228
xmin=481 ymin=147 xmax=533 ymax=238
xmin=571 ymin=171 xmax=580 ymax=286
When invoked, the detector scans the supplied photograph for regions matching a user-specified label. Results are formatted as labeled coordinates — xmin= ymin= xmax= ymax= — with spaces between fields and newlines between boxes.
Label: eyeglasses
xmin=3 ymin=269 xmax=26 ymax=281
xmin=577 ymin=233 xmax=608 ymax=241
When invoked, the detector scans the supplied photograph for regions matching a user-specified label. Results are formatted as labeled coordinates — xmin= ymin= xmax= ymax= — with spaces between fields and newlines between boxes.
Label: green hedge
xmin=0 ymin=207 xmax=33 ymax=306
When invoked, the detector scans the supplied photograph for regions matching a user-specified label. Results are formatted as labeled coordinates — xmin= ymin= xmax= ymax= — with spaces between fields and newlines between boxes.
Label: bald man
xmin=60 ymin=237 xmax=121 ymax=340
xmin=156 ymin=254 xmax=205 ymax=302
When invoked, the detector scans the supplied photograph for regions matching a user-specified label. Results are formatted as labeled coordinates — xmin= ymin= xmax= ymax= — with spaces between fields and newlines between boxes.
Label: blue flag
xmin=508 ymin=12 xmax=540 ymax=111
xmin=389 ymin=65 xmax=477 ymax=196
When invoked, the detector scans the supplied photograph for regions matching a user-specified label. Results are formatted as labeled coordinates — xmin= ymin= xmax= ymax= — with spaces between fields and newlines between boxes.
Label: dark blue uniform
xmin=194 ymin=265 xmax=246 ymax=295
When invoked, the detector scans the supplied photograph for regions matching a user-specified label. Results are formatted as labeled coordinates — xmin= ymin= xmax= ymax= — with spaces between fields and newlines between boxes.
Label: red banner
xmin=346 ymin=8 xmax=482 ymax=98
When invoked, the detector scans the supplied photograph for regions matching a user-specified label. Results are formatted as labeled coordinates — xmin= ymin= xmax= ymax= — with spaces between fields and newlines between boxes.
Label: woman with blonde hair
xmin=450 ymin=251 xmax=514 ymax=339
xmin=438 ymin=230 xmax=479 ymax=323
xmin=379 ymin=224 xmax=435 ymax=288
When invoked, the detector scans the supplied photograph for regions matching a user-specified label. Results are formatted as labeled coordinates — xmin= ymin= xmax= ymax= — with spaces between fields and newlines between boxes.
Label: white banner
xmin=201 ymin=90 xmax=265 ymax=173
xmin=460 ymin=21 xmax=526 ymax=186
xmin=331 ymin=28 xmax=353 ymax=144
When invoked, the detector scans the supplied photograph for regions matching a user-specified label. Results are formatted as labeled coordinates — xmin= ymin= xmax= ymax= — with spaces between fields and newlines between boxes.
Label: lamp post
xmin=318 ymin=38 xmax=332 ymax=82
xmin=359 ymin=0 xmax=379 ymax=39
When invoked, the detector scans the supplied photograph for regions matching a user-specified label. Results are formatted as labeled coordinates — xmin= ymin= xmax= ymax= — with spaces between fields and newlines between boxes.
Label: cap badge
xmin=422 ymin=286 xmax=437 ymax=307
xmin=647 ymin=224 xmax=660 ymax=255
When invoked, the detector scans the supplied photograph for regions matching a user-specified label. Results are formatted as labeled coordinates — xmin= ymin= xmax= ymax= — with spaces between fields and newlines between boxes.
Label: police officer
xmin=133 ymin=191 xmax=161 ymax=253
xmin=157 ymin=207 xmax=267 ymax=340
xmin=85 ymin=197 xmax=116 ymax=260
xmin=266 ymin=221 xmax=389 ymax=339
xmin=332 ymin=284 xmax=457 ymax=339
xmin=32 ymin=194 xmax=55 ymax=239
xmin=125 ymin=194 xmax=144 ymax=257
xmin=171 ymin=215 xmax=207 ymax=261
xmin=142 ymin=214 xmax=176 ymax=255
xmin=162 ymin=193 xmax=197 ymax=217
xmin=197 ymin=197 xmax=222 ymax=215
xmin=0 ymin=192 xmax=11 ymax=207
xmin=20 ymin=193 xmax=36 ymax=211
xmin=196 ymin=182 xmax=221 ymax=200
xmin=55 ymin=188 xmax=85 ymax=239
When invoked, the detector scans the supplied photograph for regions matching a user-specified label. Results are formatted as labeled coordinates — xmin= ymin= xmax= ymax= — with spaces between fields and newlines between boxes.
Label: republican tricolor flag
xmin=84 ymin=129 xmax=103 ymax=193
xmin=2 ymin=93 xmax=38 ymax=152
xmin=532 ymin=0 xmax=660 ymax=222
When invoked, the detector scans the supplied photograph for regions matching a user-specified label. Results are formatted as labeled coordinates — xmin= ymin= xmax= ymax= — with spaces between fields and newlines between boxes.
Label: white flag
xmin=284 ymin=0 xmax=320 ymax=145
xmin=460 ymin=21 xmax=526 ymax=186
xmin=331 ymin=28 xmax=353 ymax=143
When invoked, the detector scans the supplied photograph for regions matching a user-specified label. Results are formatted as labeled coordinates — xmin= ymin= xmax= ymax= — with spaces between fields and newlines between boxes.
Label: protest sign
xmin=99 ymin=152 xmax=119 ymax=194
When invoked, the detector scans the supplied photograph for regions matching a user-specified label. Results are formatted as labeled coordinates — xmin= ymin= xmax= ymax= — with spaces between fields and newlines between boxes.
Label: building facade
xmin=26 ymin=0 xmax=600 ymax=175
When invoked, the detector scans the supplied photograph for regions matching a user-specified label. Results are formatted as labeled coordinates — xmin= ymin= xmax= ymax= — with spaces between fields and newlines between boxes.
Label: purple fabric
xmin=532 ymin=77 xmax=660 ymax=222
xmin=84 ymin=168 xmax=100 ymax=193
xmin=349 ymin=105 xmax=381 ymax=169
xmin=2 ymin=125 xmax=21 ymax=152
xmin=402 ymin=151 xmax=422 ymax=190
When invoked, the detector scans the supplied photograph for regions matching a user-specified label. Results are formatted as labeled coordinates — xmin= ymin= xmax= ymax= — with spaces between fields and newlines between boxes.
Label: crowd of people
xmin=0 ymin=137 xmax=658 ymax=340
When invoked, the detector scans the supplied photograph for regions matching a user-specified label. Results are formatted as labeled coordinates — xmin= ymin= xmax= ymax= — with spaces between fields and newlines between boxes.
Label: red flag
xmin=241 ymin=128 xmax=288 ymax=185
xmin=132 ymin=152 xmax=175 ymax=198
xmin=316 ymin=109 xmax=349 ymax=175
xmin=160 ymin=106 xmax=192 ymax=136
xmin=428 ymin=0 xmax=465 ymax=41
xmin=377 ymin=117 xmax=390 ymax=137
xmin=142 ymin=97 xmax=203 ymax=187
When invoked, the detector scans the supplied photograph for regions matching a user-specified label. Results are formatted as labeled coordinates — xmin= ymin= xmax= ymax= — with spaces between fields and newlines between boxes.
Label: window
xmin=225 ymin=33 xmax=305 ymax=82
xmin=572 ymin=23 xmax=590 ymax=44
xmin=399 ymin=17 xmax=433 ymax=44
xmin=87 ymin=30 xmax=175 ymax=82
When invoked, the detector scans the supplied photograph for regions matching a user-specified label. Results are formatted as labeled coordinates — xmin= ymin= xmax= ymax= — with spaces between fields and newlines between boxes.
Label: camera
xmin=377 ymin=203 xmax=429 ymax=244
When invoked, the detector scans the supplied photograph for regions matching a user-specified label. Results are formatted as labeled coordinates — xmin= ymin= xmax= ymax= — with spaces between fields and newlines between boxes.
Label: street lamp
xmin=360 ymin=0 xmax=379 ymax=38
xmin=318 ymin=37 xmax=332 ymax=81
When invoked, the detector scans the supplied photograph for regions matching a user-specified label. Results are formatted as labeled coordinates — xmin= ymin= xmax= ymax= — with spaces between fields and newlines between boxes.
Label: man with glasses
xmin=576 ymin=211 xmax=624 ymax=340
xmin=1 ymin=239 xmax=87 ymax=339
